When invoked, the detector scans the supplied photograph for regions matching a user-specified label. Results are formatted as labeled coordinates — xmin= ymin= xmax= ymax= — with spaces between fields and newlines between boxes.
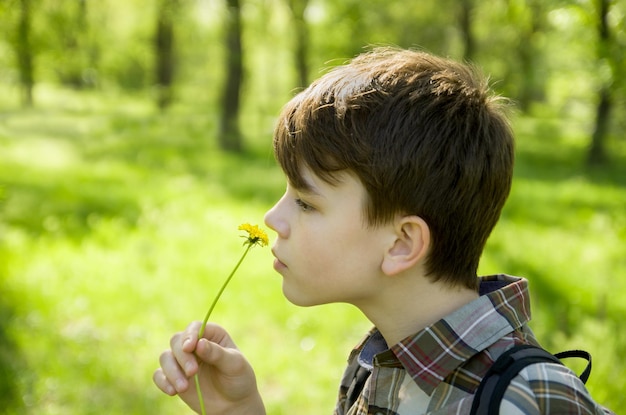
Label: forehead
xmin=295 ymin=167 xmax=365 ymax=199
xmin=294 ymin=167 xmax=324 ymax=195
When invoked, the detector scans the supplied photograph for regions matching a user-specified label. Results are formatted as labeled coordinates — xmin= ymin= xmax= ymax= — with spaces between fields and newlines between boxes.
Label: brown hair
xmin=273 ymin=48 xmax=514 ymax=289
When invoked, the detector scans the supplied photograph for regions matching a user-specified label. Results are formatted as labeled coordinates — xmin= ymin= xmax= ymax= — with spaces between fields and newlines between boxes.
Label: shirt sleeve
xmin=500 ymin=362 xmax=607 ymax=415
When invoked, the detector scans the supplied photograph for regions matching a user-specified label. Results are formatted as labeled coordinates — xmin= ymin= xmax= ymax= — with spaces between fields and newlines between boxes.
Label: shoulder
xmin=502 ymin=362 xmax=605 ymax=414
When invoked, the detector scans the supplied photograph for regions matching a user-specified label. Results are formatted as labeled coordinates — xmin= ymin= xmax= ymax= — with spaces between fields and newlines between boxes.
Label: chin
xmin=282 ymin=285 xmax=326 ymax=308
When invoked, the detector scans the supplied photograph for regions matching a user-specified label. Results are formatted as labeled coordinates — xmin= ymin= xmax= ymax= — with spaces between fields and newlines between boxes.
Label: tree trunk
xmin=587 ymin=0 xmax=612 ymax=166
xmin=155 ymin=0 xmax=177 ymax=110
xmin=516 ymin=1 xmax=546 ymax=112
xmin=287 ymin=0 xmax=310 ymax=88
xmin=588 ymin=87 xmax=612 ymax=165
xmin=16 ymin=0 xmax=34 ymax=107
xmin=459 ymin=0 xmax=475 ymax=62
xmin=218 ymin=0 xmax=244 ymax=152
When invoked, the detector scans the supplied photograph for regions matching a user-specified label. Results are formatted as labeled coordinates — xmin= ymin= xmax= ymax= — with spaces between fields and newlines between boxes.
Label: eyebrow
xmin=298 ymin=181 xmax=322 ymax=197
xmin=293 ymin=173 xmax=325 ymax=198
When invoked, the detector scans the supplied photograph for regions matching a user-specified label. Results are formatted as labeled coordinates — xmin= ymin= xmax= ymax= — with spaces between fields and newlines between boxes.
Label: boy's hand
xmin=153 ymin=322 xmax=266 ymax=415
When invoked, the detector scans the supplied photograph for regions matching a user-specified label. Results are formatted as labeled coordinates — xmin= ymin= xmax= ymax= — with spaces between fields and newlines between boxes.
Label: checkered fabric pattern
xmin=334 ymin=275 xmax=607 ymax=415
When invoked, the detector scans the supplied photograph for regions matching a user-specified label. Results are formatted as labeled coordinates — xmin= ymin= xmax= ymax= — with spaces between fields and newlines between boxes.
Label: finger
xmin=159 ymin=349 xmax=191 ymax=393
xmin=171 ymin=331 xmax=199 ymax=377
xmin=153 ymin=368 xmax=177 ymax=396
xmin=181 ymin=321 xmax=203 ymax=353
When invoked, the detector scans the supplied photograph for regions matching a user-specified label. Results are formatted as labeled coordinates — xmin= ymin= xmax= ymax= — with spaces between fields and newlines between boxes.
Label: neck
xmin=356 ymin=275 xmax=479 ymax=346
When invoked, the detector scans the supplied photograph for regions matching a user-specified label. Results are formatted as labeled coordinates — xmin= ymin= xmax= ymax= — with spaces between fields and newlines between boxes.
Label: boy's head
xmin=272 ymin=47 xmax=514 ymax=290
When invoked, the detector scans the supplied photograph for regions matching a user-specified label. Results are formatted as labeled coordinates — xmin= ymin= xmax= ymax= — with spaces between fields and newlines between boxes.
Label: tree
xmin=459 ymin=0 xmax=476 ymax=62
xmin=510 ymin=0 xmax=548 ymax=111
xmin=587 ymin=0 xmax=615 ymax=165
xmin=218 ymin=0 xmax=244 ymax=152
xmin=154 ymin=0 xmax=178 ymax=110
xmin=15 ymin=0 xmax=35 ymax=106
xmin=286 ymin=0 xmax=310 ymax=88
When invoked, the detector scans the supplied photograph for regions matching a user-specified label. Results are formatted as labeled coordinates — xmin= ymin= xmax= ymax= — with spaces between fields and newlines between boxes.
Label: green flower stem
xmin=195 ymin=243 xmax=253 ymax=415
xmin=195 ymin=375 xmax=206 ymax=415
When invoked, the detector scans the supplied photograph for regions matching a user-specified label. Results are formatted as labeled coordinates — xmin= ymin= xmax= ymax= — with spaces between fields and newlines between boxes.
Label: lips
xmin=271 ymin=248 xmax=287 ymax=271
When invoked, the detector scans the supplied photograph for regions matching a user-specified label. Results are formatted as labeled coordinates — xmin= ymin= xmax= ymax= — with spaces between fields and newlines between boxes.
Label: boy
xmin=154 ymin=48 xmax=607 ymax=414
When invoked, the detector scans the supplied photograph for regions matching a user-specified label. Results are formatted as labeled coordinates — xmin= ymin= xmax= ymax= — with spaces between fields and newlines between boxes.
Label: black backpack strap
xmin=554 ymin=349 xmax=592 ymax=383
xmin=470 ymin=345 xmax=565 ymax=415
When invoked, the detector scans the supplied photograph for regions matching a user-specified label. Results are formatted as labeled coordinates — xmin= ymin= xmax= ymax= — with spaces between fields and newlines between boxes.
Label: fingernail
xmin=176 ymin=379 xmax=186 ymax=391
xmin=182 ymin=338 xmax=191 ymax=349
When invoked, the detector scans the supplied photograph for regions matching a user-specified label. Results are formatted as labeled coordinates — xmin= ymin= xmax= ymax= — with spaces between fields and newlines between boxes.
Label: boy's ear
xmin=381 ymin=215 xmax=430 ymax=277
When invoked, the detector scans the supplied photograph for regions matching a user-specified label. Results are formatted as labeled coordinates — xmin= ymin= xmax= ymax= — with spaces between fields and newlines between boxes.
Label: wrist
xmin=194 ymin=391 xmax=265 ymax=415
xmin=231 ymin=392 xmax=265 ymax=415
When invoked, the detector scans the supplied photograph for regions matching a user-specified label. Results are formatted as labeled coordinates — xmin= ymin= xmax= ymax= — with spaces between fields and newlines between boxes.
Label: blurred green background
xmin=0 ymin=0 xmax=625 ymax=414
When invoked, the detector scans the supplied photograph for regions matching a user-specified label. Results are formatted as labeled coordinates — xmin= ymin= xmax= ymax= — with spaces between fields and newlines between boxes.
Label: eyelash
xmin=295 ymin=198 xmax=314 ymax=212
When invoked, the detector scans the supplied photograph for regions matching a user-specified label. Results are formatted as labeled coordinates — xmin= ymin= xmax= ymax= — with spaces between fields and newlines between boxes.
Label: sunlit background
xmin=1 ymin=0 xmax=624 ymax=414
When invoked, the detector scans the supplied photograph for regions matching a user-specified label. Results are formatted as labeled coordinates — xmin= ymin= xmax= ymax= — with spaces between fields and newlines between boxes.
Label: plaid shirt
xmin=334 ymin=275 xmax=608 ymax=415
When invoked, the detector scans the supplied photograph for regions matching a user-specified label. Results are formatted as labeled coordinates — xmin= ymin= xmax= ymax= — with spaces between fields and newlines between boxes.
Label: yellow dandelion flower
xmin=239 ymin=223 xmax=269 ymax=247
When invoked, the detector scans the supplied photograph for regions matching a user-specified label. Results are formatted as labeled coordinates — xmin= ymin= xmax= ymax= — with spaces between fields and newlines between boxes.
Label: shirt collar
xmin=357 ymin=329 xmax=388 ymax=371
xmin=357 ymin=275 xmax=532 ymax=395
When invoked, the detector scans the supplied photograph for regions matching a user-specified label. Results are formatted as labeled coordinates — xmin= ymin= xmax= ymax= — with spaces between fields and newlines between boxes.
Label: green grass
xmin=1 ymin=85 xmax=624 ymax=414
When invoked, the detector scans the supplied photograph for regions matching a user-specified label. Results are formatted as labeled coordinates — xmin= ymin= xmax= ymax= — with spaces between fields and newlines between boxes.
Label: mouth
xmin=271 ymin=249 xmax=287 ymax=271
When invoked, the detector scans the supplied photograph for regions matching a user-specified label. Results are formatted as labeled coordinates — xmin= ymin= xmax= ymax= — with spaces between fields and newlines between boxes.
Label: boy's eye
xmin=295 ymin=198 xmax=314 ymax=212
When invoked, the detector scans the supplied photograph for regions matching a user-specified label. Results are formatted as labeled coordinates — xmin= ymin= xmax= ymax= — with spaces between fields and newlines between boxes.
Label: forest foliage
xmin=1 ymin=0 xmax=624 ymax=159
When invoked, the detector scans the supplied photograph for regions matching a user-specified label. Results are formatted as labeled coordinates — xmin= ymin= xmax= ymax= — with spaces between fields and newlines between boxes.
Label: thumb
xmin=196 ymin=338 xmax=247 ymax=375
xmin=194 ymin=338 xmax=260 ymax=404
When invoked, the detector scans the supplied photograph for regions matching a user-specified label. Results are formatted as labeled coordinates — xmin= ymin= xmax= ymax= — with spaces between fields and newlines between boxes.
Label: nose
xmin=264 ymin=195 xmax=289 ymax=239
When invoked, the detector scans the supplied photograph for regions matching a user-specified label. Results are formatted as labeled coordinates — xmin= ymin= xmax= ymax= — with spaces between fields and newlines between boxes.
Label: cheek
xmin=292 ymin=230 xmax=342 ymax=275
xmin=299 ymin=226 xmax=370 ymax=274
